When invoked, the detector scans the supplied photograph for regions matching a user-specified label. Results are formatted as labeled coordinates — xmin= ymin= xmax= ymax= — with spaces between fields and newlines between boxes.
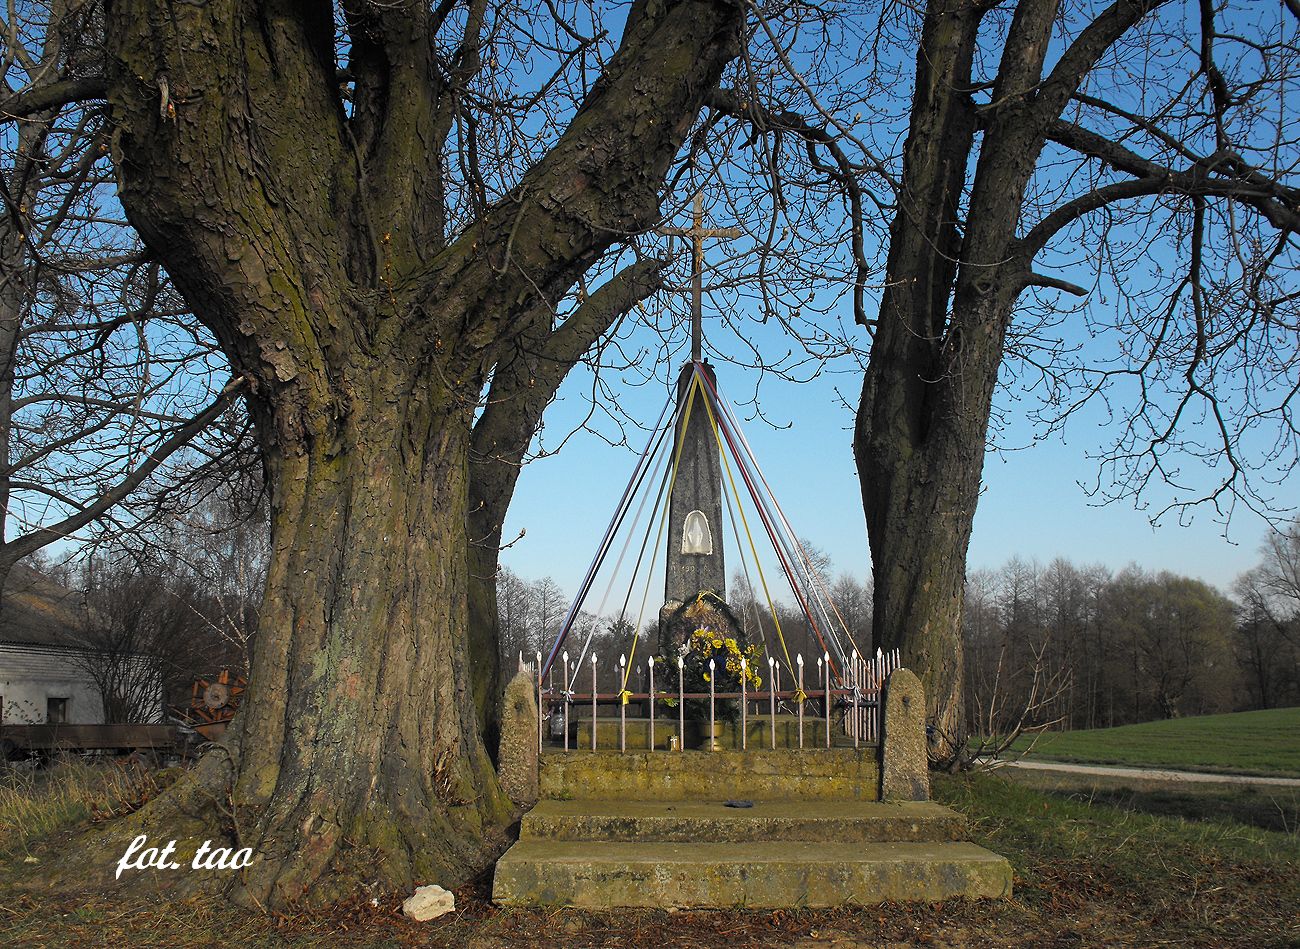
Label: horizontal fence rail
xmin=521 ymin=648 xmax=901 ymax=753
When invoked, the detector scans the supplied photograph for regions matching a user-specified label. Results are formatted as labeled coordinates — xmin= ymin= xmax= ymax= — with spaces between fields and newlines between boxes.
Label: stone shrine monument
xmin=492 ymin=193 xmax=1011 ymax=909
xmin=662 ymin=359 xmax=727 ymax=614
xmin=656 ymin=194 xmax=744 ymax=652
xmin=657 ymin=360 xmax=748 ymax=651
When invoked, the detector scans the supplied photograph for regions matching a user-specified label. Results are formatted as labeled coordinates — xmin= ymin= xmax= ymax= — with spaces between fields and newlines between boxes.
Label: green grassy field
xmin=1009 ymin=707 xmax=1300 ymax=777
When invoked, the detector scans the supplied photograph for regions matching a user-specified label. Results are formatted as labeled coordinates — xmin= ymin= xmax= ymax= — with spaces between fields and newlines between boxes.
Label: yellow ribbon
xmin=620 ymin=376 xmax=704 ymax=694
xmin=698 ymin=382 xmax=797 ymax=675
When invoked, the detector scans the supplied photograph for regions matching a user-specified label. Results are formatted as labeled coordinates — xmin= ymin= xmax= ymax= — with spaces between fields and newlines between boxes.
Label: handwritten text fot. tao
xmin=115 ymin=834 xmax=254 ymax=879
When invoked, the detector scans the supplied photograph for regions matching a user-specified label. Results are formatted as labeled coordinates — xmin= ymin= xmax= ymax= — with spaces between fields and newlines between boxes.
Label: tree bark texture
xmin=466 ymin=260 xmax=665 ymax=755
xmin=855 ymin=0 xmax=1161 ymax=762
xmin=102 ymin=0 xmax=739 ymax=905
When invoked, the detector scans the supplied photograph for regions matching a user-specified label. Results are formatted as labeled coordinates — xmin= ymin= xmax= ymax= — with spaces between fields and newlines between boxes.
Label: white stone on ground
xmin=402 ymin=884 xmax=455 ymax=921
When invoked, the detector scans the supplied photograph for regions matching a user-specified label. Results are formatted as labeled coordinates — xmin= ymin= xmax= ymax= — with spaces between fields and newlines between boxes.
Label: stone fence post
xmin=879 ymin=667 xmax=930 ymax=802
xmin=498 ymin=669 xmax=539 ymax=808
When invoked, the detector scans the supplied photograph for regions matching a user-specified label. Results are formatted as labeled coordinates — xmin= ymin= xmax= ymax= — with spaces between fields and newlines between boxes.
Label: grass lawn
xmin=0 ymin=761 xmax=1297 ymax=947
xmin=1008 ymin=706 xmax=1300 ymax=778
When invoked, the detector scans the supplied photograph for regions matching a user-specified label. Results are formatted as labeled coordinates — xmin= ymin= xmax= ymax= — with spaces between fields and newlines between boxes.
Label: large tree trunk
xmin=231 ymin=356 xmax=510 ymax=905
xmin=100 ymin=0 xmax=740 ymax=906
xmin=854 ymin=0 xmax=985 ymax=762
xmin=855 ymin=0 xmax=1086 ymax=763
xmin=858 ymin=285 xmax=1019 ymax=762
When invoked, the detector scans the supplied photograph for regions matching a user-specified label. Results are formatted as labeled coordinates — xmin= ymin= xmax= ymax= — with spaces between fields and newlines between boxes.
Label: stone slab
xmin=572 ymin=716 xmax=832 ymax=751
xmin=499 ymin=670 xmax=540 ymax=807
xmin=521 ymin=799 xmax=967 ymax=843
xmin=539 ymin=748 xmax=881 ymax=801
xmin=492 ymin=839 xmax=1012 ymax=908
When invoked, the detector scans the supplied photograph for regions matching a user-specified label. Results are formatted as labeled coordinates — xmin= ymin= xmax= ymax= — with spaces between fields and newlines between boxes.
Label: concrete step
xmin=522 ymin=799 xmax=967 ymax=843
xmin=492 ymin=839 xmax=1013 ymax=908
xmin=540 ymin=748 xmax=880 ymax=801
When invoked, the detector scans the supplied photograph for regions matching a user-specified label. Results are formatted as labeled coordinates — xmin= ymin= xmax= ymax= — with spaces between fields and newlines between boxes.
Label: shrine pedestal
xmin=571 ymin=715 xmax=830 ymax=751
xmin=493 ymin=749 xmax=1012 ymax=907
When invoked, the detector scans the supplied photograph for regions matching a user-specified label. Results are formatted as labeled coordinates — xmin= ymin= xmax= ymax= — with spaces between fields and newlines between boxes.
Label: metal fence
xmin=521 ymin=648 xmax=901 ymax=753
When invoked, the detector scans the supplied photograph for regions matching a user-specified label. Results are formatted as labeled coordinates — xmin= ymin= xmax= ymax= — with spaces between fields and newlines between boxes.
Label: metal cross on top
xmin=657 ymin=193 xmax=742 ymax=362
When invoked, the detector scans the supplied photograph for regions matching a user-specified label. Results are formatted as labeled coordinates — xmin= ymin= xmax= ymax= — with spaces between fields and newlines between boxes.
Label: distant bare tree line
xmin=964 ymin=534 xmax=1300 ymax=738
xmin=498 ymin=521 xmax=1300 ymax=734
xmin=495 ymin=542 xmax=877 ymax=693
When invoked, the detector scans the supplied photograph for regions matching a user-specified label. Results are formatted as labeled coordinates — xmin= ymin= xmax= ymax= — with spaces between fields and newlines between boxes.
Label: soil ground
xmin=1 ymin=767 xmax=1296 ymax=947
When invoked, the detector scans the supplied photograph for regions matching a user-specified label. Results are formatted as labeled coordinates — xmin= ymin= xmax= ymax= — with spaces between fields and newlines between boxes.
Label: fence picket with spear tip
xmin=526 ymin=646 xmax=900 ymax=752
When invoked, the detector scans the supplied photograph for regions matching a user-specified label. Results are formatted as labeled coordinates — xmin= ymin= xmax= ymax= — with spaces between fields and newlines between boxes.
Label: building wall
xmin=0 ymin=643 xmax=106 ymax=725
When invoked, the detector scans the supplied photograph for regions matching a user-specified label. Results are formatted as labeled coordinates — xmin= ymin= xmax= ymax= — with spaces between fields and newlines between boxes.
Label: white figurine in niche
xmin=682 ymin=510 xmax=713 ymax=555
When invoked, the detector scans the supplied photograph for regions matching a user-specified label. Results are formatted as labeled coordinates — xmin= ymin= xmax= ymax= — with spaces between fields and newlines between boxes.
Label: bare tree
xmin=1234 ymin=522 xmax=1300 ymax=708
xmin=829 ymin=572 xmax=872 ymax=652
xmin=0 ymin=0 xmax=242 ymax=595
xmin=694 ymin=0 xmax=1300 ymax=759
xmin=1232 ymin=597 xmax=1298 ymax=710
xmin=136 ymin=471 xmax=269 ymax=678
xmin=1240 ymin=521 xmax=1300 ymax=631
xmin=494 ymin=566 xmax=536 ymax=671
xmin=958 ymin=552 xmax=1271 ymax=746
xmin=65 ymin=0 xmax=751 ymax=906
xmin=861 ymin=0 xmax=1295 ymax=759
xmin=12 ymin=1 xmax=873 ymax=899
xmin=964 ymin=633 xmax=1071 ymax=768
xmin=959 ymin=561 xmax=1071 ymax=765
xmin=73 ymin=558 xmax=193 ymax=723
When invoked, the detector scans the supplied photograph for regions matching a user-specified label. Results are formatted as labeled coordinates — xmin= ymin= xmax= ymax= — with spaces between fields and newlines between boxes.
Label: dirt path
xmin=997 ymin=759 xmax=1300 ymax=788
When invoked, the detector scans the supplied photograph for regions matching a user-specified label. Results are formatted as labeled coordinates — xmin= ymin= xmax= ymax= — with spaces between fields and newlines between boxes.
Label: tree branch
xmin=1018 ymin=177 xmax=1164 ymax=257
xmin=0 ymin=377 xmax=247 ymax=568
xmin=405 ymin=0 xmax=741 ymax=367
xmin=1017 ymin=119 xmax=1300 ymax=254
xmin=468 ymin=258 xmax=667 ymax=547
xmin=0 ymin=77 xmax=110 ymax=120
xmin=706 ymin=87 xmax=874 ymax=328
xmin=1035 ymin=0 xmax=1172 ymax=124
xmin=1024 ymin=272 xmax=1088 ymax=296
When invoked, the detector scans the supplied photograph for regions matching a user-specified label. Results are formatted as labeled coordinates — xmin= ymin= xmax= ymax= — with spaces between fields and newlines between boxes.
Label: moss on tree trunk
xmin=97 ymin=0 xmax=741 ymax=906
xmin=229 ymin=370 xmax=514 ymax=904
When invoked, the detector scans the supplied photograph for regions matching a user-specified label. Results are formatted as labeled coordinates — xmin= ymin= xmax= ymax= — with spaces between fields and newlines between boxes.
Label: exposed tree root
xmin=54 ymin=737 xmax=512 ymax=910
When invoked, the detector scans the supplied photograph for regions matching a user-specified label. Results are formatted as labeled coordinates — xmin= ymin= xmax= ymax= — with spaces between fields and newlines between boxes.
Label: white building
xmin=0 ymin=565 xmax=162 ymax=725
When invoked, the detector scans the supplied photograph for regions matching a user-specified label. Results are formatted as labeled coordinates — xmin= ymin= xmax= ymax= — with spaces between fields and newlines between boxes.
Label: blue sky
xmin=500 ymin=322 xmax=1280 ymax=604
xmin=498 ymin=1 xmax=1298 ymax=607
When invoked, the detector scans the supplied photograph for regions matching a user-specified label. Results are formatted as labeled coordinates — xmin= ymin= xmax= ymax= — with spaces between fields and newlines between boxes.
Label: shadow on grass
xmin=1060 ymin=785 xmax=1300 ymax=836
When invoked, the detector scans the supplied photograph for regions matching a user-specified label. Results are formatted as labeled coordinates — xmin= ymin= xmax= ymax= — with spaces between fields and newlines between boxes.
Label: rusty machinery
xmin=175 ymin=669 xmax=245 ymax=741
